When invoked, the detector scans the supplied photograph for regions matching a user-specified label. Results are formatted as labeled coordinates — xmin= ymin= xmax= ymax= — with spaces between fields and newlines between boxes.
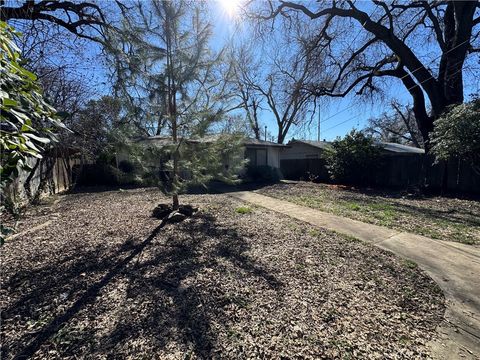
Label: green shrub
xmin=431 ymin=98 xmax=480 ymax=174
xmin=141 ymin=169 xmax=161 ymax=187
xmin=245 ymin=165 xmax=280 ymax=183
xmin=118 ymin=159 xmax=137 ymax=174
xmin=73 ymin=164 xmax=121 ymax=186
xmin=0 ymin=21 xmax=64 ymax=194
xmin=323 ymin=130 xmax=381 ymax=185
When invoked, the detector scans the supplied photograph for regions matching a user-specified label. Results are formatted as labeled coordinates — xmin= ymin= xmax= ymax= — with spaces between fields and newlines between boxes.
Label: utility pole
xmin=317 ymin=101 xmax=321 ymax=142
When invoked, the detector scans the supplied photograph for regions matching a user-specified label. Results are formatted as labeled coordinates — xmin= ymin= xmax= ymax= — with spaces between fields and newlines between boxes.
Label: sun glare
xmin=218 ymin=0 xmax=243 ymax=17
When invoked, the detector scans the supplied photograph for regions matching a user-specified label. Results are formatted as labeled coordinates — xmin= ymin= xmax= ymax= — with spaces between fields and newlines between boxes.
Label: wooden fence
xmin=281 ymin=154 xmax=480 ymax=194
xmin=4 ymin=155 xmax=81 ymax=206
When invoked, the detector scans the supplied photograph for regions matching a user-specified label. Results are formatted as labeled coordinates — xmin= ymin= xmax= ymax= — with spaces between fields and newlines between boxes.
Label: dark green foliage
xmin=431 ymin=98 xmax=480 ymax=174
xmin=142 ymin=134 xmax=247 ymax=194
xmin=118 ymin=160 xmax=137 ymax=174
xmin=0 ymin=21 xmax=65 ymax=244
xmin=0 ymin=21 xmax=64 ymax=190
xmin=141 ymin=169 xmax=162 ymax=187
xmin=73 ymin=164 xmax=141 ymax=187
xmin=245 ymin=165 xmax=280 ymax=183
xmin=323 ymin=130 xmax=381 ymax=185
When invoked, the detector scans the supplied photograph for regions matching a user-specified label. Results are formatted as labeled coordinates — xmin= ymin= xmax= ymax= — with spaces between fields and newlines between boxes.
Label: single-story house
xmin=279 ymin=139 xmax=426 ymax=184
xmin=280 ymin=140 xmax=331 ymax=160
xmin=279 ymin=140 xmax=331 ymax=181
xmin=243 ymin=138 xmax=286 ymax=169
xmin=281 ymin=139 xmax=424 ymax=159
xmin=116 ymin=135 xmax=286 ymax=174
xmin=379 ymin=142 xmax=425 ymax=155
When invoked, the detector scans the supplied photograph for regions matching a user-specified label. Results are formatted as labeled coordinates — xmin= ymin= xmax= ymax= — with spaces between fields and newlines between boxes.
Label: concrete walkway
xmin=230 ymin=191 xmax=480 ymax=359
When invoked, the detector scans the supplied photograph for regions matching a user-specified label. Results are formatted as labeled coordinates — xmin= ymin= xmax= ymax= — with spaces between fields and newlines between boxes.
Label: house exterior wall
xmin=267 ymin=147 xmax=281 ymax=168
xmin=280 ymin=143 xmax=323 ymax=160
xmin=245 ymin=146 xmax=281 ymax=169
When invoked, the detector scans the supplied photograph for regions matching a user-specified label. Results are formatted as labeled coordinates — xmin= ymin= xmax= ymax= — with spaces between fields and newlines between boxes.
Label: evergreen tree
xmin=107 ymin=0 xmax=244 ymax=209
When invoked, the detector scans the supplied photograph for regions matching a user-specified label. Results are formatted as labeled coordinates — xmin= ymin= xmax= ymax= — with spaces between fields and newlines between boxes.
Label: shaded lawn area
xmin=259 ymin=182 xmax=480 ymax=245
xmin=1 ymin=188 xmax=444 ymax=359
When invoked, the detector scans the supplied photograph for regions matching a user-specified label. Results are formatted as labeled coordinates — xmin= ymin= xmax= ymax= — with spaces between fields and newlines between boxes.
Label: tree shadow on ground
xmin=270 ymin=182 xmax=480 ymax=228
xmin=4 ymin=213 xmax=282 ymax=359
xmin=333 ymin=190 xmax=480 ymax=228
xmin=68 ymin=180 xmax=275 ymax=196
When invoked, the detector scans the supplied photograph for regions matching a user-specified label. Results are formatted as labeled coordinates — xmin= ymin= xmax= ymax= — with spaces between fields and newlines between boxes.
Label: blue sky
xmin=54 ymin=0 xmax=480 ymax=143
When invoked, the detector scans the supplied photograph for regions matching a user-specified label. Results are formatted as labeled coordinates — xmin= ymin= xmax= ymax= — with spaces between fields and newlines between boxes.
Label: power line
xmin=318 ymin=37 xmax=472 ymax=126
xmin=322 ymin=113 xmax=360 ymax=134
xmin=322 ymin=58 xmax=471 ymax=135
xmin=317 ymin=40 xmax=473 ymax=140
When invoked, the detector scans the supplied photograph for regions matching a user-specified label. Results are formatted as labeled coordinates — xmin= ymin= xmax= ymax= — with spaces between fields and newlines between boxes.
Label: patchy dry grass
xmin=1 ymin=188 xmax=444 ymax=359
xmin=259 ymin=182 xmax=480 ymax=245
xmin=234 ymin=206 xmax=252 ymax=214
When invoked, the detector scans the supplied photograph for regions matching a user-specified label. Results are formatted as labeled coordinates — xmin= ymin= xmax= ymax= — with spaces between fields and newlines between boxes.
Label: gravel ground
xmin=259 ymin=182 xmax=480 ymax=245
xmin=1 ymin=188 xmax=444 ymax=359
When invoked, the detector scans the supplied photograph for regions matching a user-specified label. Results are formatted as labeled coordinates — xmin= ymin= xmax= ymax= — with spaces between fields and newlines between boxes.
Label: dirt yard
xmin=259 ymin=182 xmax=480 ymax=245
xmin=1 ymin=188 xmax=444 ymax=359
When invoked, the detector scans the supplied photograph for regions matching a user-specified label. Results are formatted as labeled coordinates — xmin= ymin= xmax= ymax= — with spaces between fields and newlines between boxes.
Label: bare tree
xmin=252 ymin=1 xmax=480 ymax=148
xmin=37 ymin=66 xmax=91 ymax=118
xmin=365 ymin=101 xmax=424 ymax=148
xmin=230 ymin=24 xmax=325 ymax=144
xmin=229 ymin=44 xmax=263 ymax=139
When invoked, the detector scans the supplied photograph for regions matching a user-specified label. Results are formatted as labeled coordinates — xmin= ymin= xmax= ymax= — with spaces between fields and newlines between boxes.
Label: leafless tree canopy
xmin=250 ymin=0 xmax=480 ymax=147
xmin=365 ymin=101 xmax=424 ymax=148
xmin=229 ymin=16 xmax=330 ymax=143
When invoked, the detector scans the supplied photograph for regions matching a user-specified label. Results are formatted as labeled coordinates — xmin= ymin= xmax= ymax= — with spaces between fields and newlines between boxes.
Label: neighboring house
xmin=282 ymin=139 xmax=424 ymax=159
xmin=117 ymin=135 xmax=286 ymax=173
xmin=379 ymin=142 xmax=425 ymax=155
xmin=279 ymin=139 xmax=426 ymax=183
xmin=279 ymin=140 xmax=331 ymax=181
xmin=280 ymin=140 xmax=331 ymax=160
xmin=243 ymin=138 xmax=286 ymax=169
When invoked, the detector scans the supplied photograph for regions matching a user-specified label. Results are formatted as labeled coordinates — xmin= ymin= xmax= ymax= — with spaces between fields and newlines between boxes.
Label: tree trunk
xmin=277 ymin=129 xmax=285 ymax=144
xmin=441 ymin=160 xmax=449 ymax=195
xmin=165 ymin=7 xmax=179 ymax=210
xmin=251 ymin=101 xmax=261 ymax=140
xmin=172 ymin=193 xmax=179 ymax=210
xmin=24 ymin=159 xmax=41 ymax=201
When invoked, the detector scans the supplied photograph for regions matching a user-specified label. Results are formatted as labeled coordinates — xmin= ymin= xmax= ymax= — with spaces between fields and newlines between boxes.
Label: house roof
xmin=378 ymin=142 xmax=425 ymax=154
xmin=287 ymin=139 xmax=424 ymax=154
xmin=287 ymin=139 xmax=332 ymax=149
xmin=138 ymin=134 xmax=222 ymax=145
xmin=139 ymin=135 xmax=287 ymax=147
xmin=244 ymin=138 xmax=287 ymax=147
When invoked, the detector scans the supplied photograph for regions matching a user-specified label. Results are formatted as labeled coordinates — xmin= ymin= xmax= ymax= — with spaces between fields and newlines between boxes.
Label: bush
xmin=141 ymin=169 xmax=162 ymax=187
xmin=73 ymin=164 xmax=143 ymax=187
xmin=245 ymin=165 xmax=280 ymax=183
xmin=118 ymin=159 xmax=138 ymax=174
xmin=0 ymin=21 xmax=63 ymax=192
xmin=323 ymin=130 xmax=381 ymax=185
xmin=431 ymin=98 xmax=480 ymax=174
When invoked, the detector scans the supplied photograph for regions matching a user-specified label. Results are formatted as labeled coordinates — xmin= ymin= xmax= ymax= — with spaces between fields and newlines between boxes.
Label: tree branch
xmin=0 ymin=0 xmax=109 ymax=43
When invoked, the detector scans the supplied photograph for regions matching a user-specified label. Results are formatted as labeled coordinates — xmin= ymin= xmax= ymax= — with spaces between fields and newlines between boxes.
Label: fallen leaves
xmin=0 ymin=188 xmax=444 ymax=359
